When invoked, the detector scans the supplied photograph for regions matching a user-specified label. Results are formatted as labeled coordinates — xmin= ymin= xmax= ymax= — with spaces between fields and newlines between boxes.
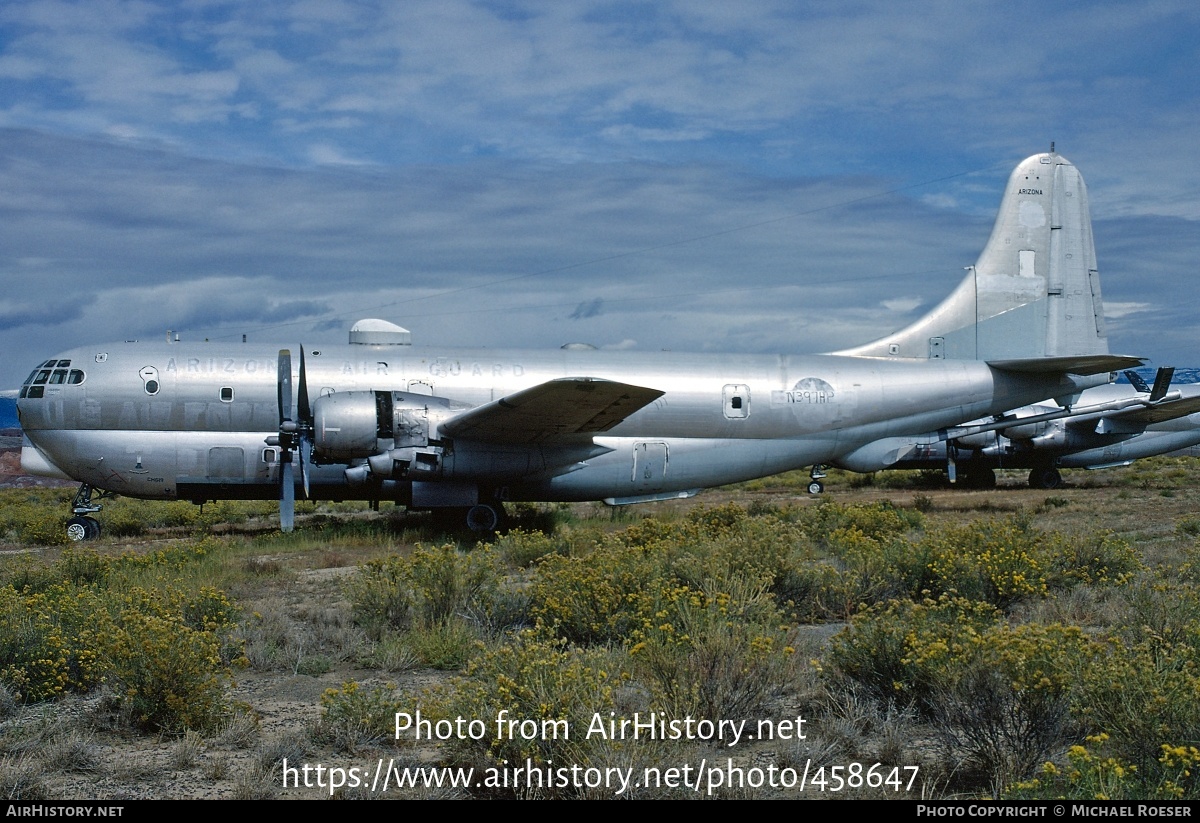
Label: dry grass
xmin=2 ymin=459 xmax=1200 ymax=798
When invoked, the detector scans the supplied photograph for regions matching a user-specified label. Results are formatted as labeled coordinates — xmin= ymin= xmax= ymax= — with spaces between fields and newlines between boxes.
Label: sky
xmin=2 ymin=0 xmax=1199 ymax=390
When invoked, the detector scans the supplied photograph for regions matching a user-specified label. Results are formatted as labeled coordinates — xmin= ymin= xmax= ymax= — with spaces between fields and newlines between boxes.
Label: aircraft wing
xmin=986 ymin=354 xmax=1145 ymax=376
xmin=438 ymin=377 xmax=664 ymax=444
xmin=1085 ymin=392 xmax=1200 ymax=429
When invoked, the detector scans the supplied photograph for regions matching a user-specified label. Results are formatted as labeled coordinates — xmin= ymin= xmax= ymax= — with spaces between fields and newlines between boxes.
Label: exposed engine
xmin=312 ymin=391 xmax=461 ymax=484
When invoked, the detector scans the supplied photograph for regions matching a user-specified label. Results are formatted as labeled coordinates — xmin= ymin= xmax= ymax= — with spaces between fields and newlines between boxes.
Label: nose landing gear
xmin=65 ymin=483 xmax=108 ymax=541
xmin=807 ymin=465 xmax=827 ymax=495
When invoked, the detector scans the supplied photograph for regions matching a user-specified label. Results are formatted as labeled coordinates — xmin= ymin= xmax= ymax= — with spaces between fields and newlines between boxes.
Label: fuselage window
xmin=220 ymin=387 xmax=234 ymax=402
xmin=145 ymin=380 xmax=159 ymax=395
xmin=262 ymin=448 xmax=279 ymax=464
xmin=68 ymin=370 xmax=84 ymax=384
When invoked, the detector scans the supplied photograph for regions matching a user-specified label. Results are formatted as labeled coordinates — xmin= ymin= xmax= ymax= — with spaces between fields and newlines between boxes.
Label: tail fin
xmin=837 ymin=150 xmax=1109 ymax=361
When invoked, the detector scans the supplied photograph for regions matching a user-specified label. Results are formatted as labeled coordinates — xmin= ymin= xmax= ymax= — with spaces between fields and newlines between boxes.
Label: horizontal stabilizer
xmin=987 ymin=354 xmax=1144 ymax=376
xmin=439 ymin=377 xmax=664 ymax=444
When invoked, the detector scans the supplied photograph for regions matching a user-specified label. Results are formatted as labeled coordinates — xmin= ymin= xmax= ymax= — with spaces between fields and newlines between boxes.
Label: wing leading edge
xmin=439 ymin=377 xmax=664 ymax=444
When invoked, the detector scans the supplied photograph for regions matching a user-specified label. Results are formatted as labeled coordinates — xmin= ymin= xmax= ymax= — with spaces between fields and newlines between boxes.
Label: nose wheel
xmin=65 ymin=483 xmax=107 ymax=541
xmin=807 ymin=465 xmax=826 ymax=495
xmin=66 ymin=516 xmax=102 ymax=542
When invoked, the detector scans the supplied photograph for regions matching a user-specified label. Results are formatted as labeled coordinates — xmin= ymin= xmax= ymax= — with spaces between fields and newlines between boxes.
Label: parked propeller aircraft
xmin=834 ymin=369 xmax=1200 ymax=489
xmin=17 ymin=150 xmax=1145 ymax=540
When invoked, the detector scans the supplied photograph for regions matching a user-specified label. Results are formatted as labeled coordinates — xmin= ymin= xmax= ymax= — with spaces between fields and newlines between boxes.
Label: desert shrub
xmin=0 ymin=582 xmax=105 ymax=702
xmin=929 ymin=623 xmax=1094 ymax=788
xmin=493 ymin=528 xmax=562 ymax=567
xmin=630 ymin=576 xmax=792 ymax=720
xmin=1118 ymin=578 xmax=1200 ymax=646
xmin=406 ymin=543 xmax=498 ymax=624
xmin=404 ymin=618 xmax=480 ymax=671
xmin=1007 ymin=735 xmax=1200 ymax=800
xmin=1073 ymin=630 xmax=1200 ymax=787
xmin=793 ymin=500 xmax=924 ymax=546
xmin=920 ymin=518 xmax=1051 ymax=608
xmin=529 ymin=540 xmax=667 ymax=644
xmin=1047 ymin=531 xmax=1142 ymax=589
xmin=0 ymin=544 xmax=238 ymax=734
xmin=314 ymin=681 xmax=406 ymax=751
xmin=98 ymin=584 xmax=236 ymax=733
xmin=825 ymin=594 xmax=1002 ymax=712
xmin=912 ymin=519 xmax=1139 ymax=610
xmin=345 ymin=555 xmax=415 ymax=634
xmin=415 ymin=629 xmax=630 ymax=795
xmin=346 ymin=544 xmax=501 ymax=638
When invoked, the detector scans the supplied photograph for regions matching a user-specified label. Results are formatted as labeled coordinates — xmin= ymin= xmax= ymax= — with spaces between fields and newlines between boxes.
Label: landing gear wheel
xmin=1029 ymin=467 xmax=1063 ymax=490
xmin=466 ymin=504 xmax=500 ymax=534
xmin=807 ymin=481 xmax=824 ymax=495
xmin=66 ymin=516 xmax=101 ymax=542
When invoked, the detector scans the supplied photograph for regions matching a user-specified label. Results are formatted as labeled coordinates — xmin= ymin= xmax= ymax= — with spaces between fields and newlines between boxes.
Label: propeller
xmin=298 ymin=348 xmax=312 ymax=500
xmin=273 ymin=348 xmax=311 ymax=532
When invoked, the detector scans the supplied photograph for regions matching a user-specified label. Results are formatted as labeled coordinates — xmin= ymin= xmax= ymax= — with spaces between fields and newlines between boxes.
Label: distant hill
xmin=1119 ymin=366 xmax=1200 ymax=385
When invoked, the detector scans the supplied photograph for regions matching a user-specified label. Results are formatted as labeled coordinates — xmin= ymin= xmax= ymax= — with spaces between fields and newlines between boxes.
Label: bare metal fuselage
xmin=18 ymin=339 xmax=1099 ymax=506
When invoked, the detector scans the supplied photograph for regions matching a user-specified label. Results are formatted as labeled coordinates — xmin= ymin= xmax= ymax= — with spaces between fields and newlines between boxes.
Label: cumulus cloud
xmin=0 ymin=1 xmax=1198 ymax=382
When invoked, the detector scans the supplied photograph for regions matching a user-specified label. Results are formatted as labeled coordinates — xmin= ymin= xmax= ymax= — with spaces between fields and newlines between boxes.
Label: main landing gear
xmin=431 ymin=502 xmax=510 ymax=535
xmin=961 ymin=464 xmax=997 ymax=490
xmin=1028 ymin=467 xmax=1063 ymax=490
xmin=807 ymin=465 xmax=827 ymax=495
xmin=65 ymin=483 xmax=109 ymax=541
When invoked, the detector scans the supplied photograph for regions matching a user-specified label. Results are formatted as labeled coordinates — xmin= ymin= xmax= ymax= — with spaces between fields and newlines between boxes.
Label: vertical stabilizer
xmin=837 ymin=151 xmax=1108 ymax=361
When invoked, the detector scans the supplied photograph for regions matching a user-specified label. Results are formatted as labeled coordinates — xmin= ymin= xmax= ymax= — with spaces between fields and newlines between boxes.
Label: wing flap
xmin=439 ymin=377 xmax=664 ymax=443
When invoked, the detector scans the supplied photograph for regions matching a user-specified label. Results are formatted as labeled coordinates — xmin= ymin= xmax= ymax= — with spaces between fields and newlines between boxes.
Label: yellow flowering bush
xmin=417 ymin=629 xmax=629 ymax=790
xmin=826 ymin=594 xmax=1002 ymax=711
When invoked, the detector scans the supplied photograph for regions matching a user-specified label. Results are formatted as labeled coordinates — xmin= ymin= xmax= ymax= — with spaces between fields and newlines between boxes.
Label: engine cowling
xmin=312 ymin=391 xmax=461 ymax=481
xmin=1000 ymin=418 xmax=1067 ymax=449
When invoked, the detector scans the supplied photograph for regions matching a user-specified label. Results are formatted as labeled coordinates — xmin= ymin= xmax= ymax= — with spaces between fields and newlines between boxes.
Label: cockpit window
xmin=21 ymin=362 xmax=85 ymax=395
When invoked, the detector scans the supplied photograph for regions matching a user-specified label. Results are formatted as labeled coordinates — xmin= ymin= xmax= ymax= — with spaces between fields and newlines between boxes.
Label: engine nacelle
xmin=953 ymin=430 xmax=998 ymax=450
xmin=1001 ymin=418 xmax=1066 ymax=447
xmin=312 ymin=390 xmax=460 ymax=466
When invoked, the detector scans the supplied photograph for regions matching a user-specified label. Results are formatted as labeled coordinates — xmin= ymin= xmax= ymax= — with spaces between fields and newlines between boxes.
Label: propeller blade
xmin=280 ymin=459 xmax=295 ymax=532
xmin=300 ymin=432 xmax=311 ymax=500
xmin=278 ymin=349 xmax=292 ymax=424
xmin=277 ymin=349 xmax=296 ymax=531
xmin=298 ymin=347 xmax=311 ymax=423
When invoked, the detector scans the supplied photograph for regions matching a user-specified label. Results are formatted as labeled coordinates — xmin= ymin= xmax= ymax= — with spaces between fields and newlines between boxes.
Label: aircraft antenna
xmin=1050 ymin=141 xmax=1055 ymax=154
